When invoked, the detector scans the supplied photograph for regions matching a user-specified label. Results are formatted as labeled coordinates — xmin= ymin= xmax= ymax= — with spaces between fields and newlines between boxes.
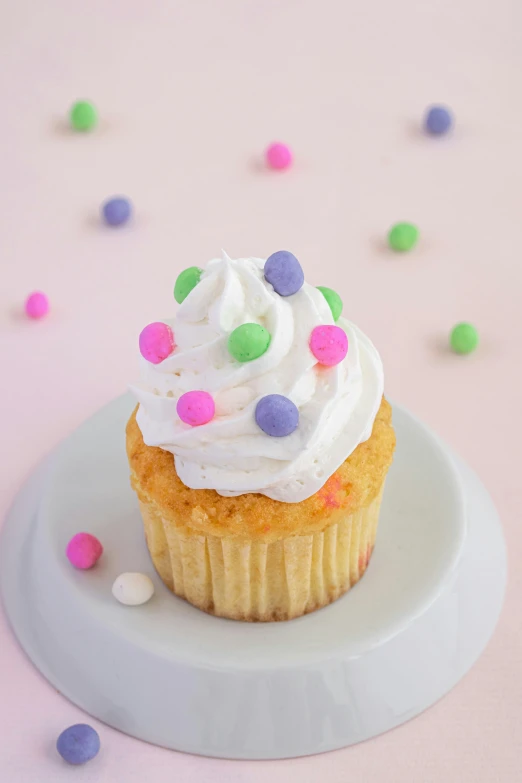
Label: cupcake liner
xmin=138 ymin=485 xmax=384 ymax=622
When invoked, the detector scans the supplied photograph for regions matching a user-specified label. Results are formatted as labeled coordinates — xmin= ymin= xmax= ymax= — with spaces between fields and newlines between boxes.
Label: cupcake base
xmin=139 ymin=487 xmax=383 ymax=622
xmin=128 ymin=398 xmax=395 ymax=623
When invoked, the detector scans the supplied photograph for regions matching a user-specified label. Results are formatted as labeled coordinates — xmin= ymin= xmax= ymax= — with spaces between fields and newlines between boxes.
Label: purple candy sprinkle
xmin=255 ymin=394 xmax=299 ymax=437
xmin=424 ymin=105 xmax=452 ymax=135
xmin=102 ymin=196 xmax=132 ymax=227
xmin=264 ymin=251 xmax=304 ymax=297
xmin=56 ymin=724 xmax=100 ymax=765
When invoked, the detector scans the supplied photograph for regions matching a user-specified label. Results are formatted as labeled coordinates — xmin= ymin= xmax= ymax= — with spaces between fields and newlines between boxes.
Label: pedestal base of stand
xmin=0 ymin=397 xmax=506 ymax=759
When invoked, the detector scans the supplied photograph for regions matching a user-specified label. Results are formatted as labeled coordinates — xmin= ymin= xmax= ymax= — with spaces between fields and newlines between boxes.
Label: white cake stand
xmin=0 ymin=396 xmax=506 ymax=760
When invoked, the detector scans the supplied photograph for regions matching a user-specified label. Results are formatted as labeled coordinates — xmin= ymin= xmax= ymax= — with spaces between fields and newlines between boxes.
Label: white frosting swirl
xmin=132 ymin=254 xmax=384 ymax=503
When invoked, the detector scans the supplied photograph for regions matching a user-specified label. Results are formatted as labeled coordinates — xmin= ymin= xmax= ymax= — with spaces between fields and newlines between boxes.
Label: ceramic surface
xmin=0 ymin=397 xmax=506 ymax=759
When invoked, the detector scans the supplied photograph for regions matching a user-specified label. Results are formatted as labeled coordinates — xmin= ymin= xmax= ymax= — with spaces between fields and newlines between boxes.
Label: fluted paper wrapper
xmin=139 ymin=487 xmax=384 ymax=622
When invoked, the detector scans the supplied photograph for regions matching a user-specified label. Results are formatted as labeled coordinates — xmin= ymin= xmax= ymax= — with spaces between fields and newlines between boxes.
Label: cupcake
xmin=127 ymin=251 xmax=395 ymax=621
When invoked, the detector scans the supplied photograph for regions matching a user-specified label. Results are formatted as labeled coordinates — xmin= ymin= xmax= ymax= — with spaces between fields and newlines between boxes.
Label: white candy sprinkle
xmin=112 ymin=572 xmax=155 ymax=606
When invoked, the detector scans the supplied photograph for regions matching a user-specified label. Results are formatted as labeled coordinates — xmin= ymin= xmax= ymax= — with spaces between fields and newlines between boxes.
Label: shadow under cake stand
xmin=0 ymin=395 xmax=506 ymax=760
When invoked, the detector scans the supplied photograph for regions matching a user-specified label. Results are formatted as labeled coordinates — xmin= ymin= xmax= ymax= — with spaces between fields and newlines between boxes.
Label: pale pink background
xmin=1 ymin=0 xmax=521 ymax=780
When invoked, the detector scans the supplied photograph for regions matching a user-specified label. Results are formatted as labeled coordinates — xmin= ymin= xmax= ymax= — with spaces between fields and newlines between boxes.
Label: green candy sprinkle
xmin=317 ymin=286 xmax=343 ymax=321
xmin=450 ymin=322 xmax=479 ymax=354
xmin=228 ymin=323 xmax=271 ymax=363
xmin=388 ymin=222 xmax=419 ymax=252
xmin=174 ymin=267 xmax=203 ymax=304
xmin=70 ymin=100 xmax=98 ymax=131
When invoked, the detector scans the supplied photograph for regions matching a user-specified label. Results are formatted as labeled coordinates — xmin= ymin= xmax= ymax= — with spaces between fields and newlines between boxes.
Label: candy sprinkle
xmin=266 ymin=142 xmax=293 ymax=170
xmin=425 ymin=105 xmax=453 ymax=136
xmin=57 ymin=724 xmax=100 ymax=765
xmin=174 ymin=267 xmax=203 ymax=304
xmin=388 ymin=222 xmax=419 ymax=252
xmin=255 ymin=394 xmax=299 ymax=437
xmin=112 ymin=573 xmax=155 ymax=606
xmin=264 ymin=251 xmax=304 ymax=297
xmin=139 ymin=322 xmax=175 ymax=364
xmin=25 ymin=291 xmax=49 ymax=319
xmin=177 ymin=390 xmax=215 ymax=426
xmin=228 ymin=323 xmax=271 ymax=362
xmin=69 ymin=101 xmax=98 ymax=132
xmin=450 ymin=322 xmax=479 ymax=354
xmin=317 ymin=286 xmax=343 ymax=321
xmin=310 ymin=325 xmax=348 ymax=366
xmin=102 ymin=196 xmax=132 ymax=227
xmin=66 ymin=533 xmax=103 ymax=570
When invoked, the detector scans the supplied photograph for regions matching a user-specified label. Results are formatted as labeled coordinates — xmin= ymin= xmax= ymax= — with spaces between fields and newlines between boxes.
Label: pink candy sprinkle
xmin=266 ymin=142 xmax=293 ymax=171
xmin=25 ymin=291 xmax=49 ymax=319
xmin=66 ymin=532 xmax=103 ymax=570
xmin=139 ymin=322 xmax=175 ymax=364
xmin=310 ymin=325 xmax=348 ymax=366
xmin=177 ymin=390 xmax=215 ymax=427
